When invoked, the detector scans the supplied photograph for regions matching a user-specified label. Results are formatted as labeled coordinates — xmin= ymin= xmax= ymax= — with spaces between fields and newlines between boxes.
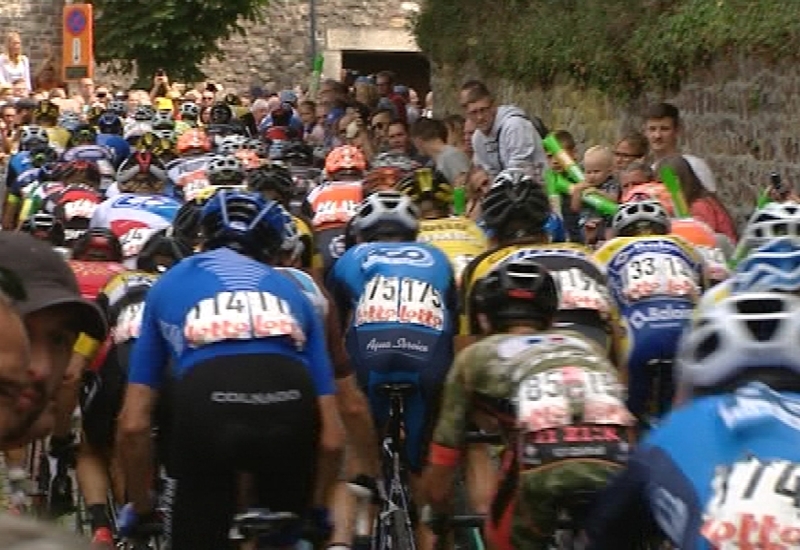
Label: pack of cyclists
xmin=1 ymin=94 xmax=800 ymax=550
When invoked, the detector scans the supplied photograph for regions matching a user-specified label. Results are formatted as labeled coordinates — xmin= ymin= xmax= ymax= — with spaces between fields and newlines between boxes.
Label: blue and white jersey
xmin=96 ymin=133 xmax=131 ymax=167
xmin=165 ymin=154 xmax=215 ymax=201
xmin=588 ymin=383 xmax=800 ymax=549
xmin=128 ymin=247 xmax=335 ymax=395
xmin=6 ymin=150 xmax=32 ymax=197
xmin=330 ymin=242 xmax=456 ymax=369
xmin=276 ymin=267 xmax=329 ymax=320
xmin=90 ymin=193 xmax=180 ymax=268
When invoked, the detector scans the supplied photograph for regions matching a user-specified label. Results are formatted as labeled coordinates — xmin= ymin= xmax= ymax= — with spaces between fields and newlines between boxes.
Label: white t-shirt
xmin=0 ymin=54 xmax=31 ymax=91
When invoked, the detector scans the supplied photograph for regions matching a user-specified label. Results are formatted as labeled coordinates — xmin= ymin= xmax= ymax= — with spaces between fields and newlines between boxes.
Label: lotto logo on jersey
xmin=355 ymin=276 xmax=445 ymax=331
xmin=702 ymin=514 xmax=800 ymax=549
xmin=184 ymin=291 xmax=305 ymax=349
xmin=63 ymin=198 xmax=98 ymax=221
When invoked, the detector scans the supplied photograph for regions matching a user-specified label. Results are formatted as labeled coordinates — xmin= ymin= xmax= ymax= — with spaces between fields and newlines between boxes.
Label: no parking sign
xmin=62 ymin=3 xmax=94 ymax=81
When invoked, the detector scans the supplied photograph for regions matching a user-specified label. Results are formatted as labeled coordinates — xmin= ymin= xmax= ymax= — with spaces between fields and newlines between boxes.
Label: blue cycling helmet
xmin=98 ymin=112 xmax=123 ymax=135
xmin=200 ymin=190 xmax=287 ymax=261
xmin=732 ymin=237 xmax=800 ymax=294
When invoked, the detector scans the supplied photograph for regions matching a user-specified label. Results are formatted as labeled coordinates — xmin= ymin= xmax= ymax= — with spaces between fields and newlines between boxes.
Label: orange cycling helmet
xmin=325 ymin=145 xmax=366 ymax=176
xmin=670 ymin=218 xmax=717 ymax=247
xmin=176 ymin=128 xmax=212 ymax=155
xmin=363 ymin=166 xmax=402 ymax=196
xmin=621 ymin=181 xmax=674 ymax=217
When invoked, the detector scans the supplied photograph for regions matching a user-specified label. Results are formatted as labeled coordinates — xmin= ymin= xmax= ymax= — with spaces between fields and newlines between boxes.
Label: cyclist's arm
xmin=117 ymin=293 xmax=168 ymax=515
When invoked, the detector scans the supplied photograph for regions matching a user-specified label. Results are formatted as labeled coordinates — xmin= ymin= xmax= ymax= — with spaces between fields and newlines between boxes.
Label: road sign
xmin=62 ymin=3 xmax=94 ymax=81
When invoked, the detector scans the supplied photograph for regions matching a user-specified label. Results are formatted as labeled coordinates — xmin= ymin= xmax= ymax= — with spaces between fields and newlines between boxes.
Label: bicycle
xmin=230 ymin=509 xmax=301 ymax=549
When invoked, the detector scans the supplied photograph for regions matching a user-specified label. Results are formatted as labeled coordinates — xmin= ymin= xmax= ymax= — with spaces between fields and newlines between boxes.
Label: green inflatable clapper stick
xmin=308 ymin=54 xmax=324 ymax=100
xmin=542 ymin=134 xmax=585 ymax=183
xmin=659 ymin=165 xmax=690 ymax=218
xmin=582 ymin=191 xmax=618 ymax=217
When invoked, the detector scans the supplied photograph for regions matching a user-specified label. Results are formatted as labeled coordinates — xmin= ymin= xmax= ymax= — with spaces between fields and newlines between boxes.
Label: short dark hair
xmin=410 ymin=117 xmax=447 ymax=142
xmin=645 ymin=102 xmax=680 ymax=127
xmin=376 ymin=71 xmax=396 ymax=85
xmin=299 ymin=100 xmax=316 ymax=111
xmin=617 ymin=131 xmax=649 ymax=157
xmin=460 ymin=79 xmax=492 ymax=105
xmin=621 ymin=161 xmax=654 ymax=180
xmin=553 ymin=129 xmax=575 ymax=151
xmin=388 ymin=119 xmax=408 ymax=133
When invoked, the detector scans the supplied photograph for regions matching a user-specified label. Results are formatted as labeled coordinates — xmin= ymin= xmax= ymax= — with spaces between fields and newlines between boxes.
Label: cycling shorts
xmin=169 ymin=353 xmax=320 ymax=550
xmin=346 ymin=327 xmax=454 ymax=473
xmin=621 ymin=298 xmax=694 ymax=415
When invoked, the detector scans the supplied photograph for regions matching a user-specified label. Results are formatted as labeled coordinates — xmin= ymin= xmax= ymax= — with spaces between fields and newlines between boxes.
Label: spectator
xmin=298 ymin=100 xmax=317 ymax=135
xmin=411 ymin=117 xmax=470 ymax=184
xmin=644 ymin=102 xmax=681 ymax=165
xmin=33 ymin=46 xmax=62 ymax=94
xmin=544 ymin=129 xmax=582 ymax=242
xmin=466 ymin=166 xmax=491 ymax=222
xmin=422 ymin=91 xmax=433 ymax=118
xmin=10 ymin=78 xmax=27 ymax=99
xmin=240 ymin=98 xmax=269 ymax=137
xmin=462 ymin=116 xmax=476 ymax=159
xmin=375 ymin=70 xmax=407 ymax=124
xmin=442 ymin=114 xmax=465 ymax=150
xmin=657 ymin=154 xmax=738 ymax=243
xmin=613 ymin=131 xmax=649 ymax=175
xmin=354 ymin=80 xmax=379 ymax=111
xmin=0 ymin=290 xmax=29 ymax=446
xmin=79 ymin=77 xmax=95 ymax=104
xmin=370 ymin=107 xmax=394 ymax=151
xmin=0 ymin=32 xmax=31 ymax=93
xmin=406 ymin=87 xmax=421 ymax=125
xmin=460 ymin=79 xmax=547 ymax=179
xmin=386 ymin=120 xmax=413 ymax=156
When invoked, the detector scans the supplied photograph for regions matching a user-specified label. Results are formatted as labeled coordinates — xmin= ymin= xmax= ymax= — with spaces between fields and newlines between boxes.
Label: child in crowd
xmin=544 ymin=129 xmax=582 ymax=242
xmin=570 ymin=145 xmax=620 ymax=245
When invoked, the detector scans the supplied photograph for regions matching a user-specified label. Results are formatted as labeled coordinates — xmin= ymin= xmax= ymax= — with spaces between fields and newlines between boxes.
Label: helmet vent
xmin=695 ymin=333 xmax=720 ymax=363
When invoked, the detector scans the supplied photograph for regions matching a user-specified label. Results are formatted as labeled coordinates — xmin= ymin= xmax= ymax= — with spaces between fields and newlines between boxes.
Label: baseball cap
xmin=0 ymin=233 xmax=107 ymax=339
xmin=279 ymin=90 xmax=298 ymax=104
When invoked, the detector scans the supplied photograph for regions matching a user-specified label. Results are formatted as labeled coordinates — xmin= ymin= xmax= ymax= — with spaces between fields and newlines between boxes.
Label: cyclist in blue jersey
xmin=118 ymin=190 xmax=343 ymax=550
xmin=328 ymin=191 xmax=457 ymax=500
xmin=586 ymin=291 xmax=800 ymax=550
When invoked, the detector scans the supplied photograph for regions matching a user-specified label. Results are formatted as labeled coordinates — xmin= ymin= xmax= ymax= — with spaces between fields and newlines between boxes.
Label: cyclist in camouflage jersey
xmin=422 ymin=258 xmax=635 ymax=550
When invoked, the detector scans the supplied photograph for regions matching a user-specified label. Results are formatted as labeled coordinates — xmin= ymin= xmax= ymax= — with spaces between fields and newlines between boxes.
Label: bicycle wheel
xmin=388 ymin=507 xmax=415 ymax=550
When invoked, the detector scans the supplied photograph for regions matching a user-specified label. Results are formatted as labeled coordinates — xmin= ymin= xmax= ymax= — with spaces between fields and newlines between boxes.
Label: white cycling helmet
xmin=207 ymin=155 xmax=244 ymax=185
xmin=741 ymin=201 xmax=800 ymax=252
xmin=180 ymin=101 xmax=200 ymax=121
xmin=677 ymin=292 xmax=800 ymax=393
xmin=353 ymin=191 xmax=420 ymax=240
xmin=217 ymin=135 xmax=246 ymax=156
xmin=611 ymin=200 xmax=670 ymax=236
xmin=20 ymin=125 xmax=50 ymax=147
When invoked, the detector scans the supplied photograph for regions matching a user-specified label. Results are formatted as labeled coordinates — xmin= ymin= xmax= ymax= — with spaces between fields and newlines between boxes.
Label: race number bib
xmin=702 ymin=457 xmax=800 ymax=549
xmin=312 ymin=198 xmax=359 ymax=227
xmin=113 ymin=302 xmax=145 ymax=344
xmin=624 ymin=253 xmax=699 ymax=301
xmin=517 ymin=367 xmax=631 ymax=432
xmin=355 ymin=275 xmax=445 ymax=331
xmin=551 ymin=268 xmax=611 ymax=315
xmin=178 ymin=169 xmax=210 ymax=202
xmin=63 ymin=199 xmax=98 ymax=221
xmin=184 ymin=291 xmax=305 ymax=348
xmin=120 ymin=227 xmax=156 ymax=258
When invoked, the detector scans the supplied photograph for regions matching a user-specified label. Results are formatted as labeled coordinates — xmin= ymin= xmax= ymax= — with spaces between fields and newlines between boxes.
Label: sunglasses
xmin=0 ymin=267 xmax=26 ymax=301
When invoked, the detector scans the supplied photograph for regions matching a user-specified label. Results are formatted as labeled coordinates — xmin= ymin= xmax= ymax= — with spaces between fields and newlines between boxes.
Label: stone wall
xmin=432 ymin=56 xmax=800 ymax=227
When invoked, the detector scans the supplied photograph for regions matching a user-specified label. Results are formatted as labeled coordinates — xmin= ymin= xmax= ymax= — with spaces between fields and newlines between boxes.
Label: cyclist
xmin=19 ymin=212 xmax=66 ymax=249
xmin=424 ymin=259 xmax=633 ymax=550
xmin=593 ymin=200 xmax=705 ymax=420
xmin=43 ymin=175 xmax=106 ymax=245
xmin=96 ymin=111 xmax=131 ymax=168
xmin=91 ymin=151 xmax=180 ymax=268
xmin=3 ymin=125 xmax=51 ymax=228
xmin=118 ymin=190 xmax=342 ymax=550
xmin=167 ymin=127 xmax=215 ymax=201
xmin=586 ymin=291 xmax=800 ymax=550
xmin=398 ymin=167 xmax=487 ymax=287
xmin=307 ymin=145 xmax=367 ymax=276
xmin=327 ymin=191 xmax=456 ymax=515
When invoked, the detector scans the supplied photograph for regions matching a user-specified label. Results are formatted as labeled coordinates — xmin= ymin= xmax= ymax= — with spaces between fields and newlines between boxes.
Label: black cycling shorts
xmin=169 ymin=353 xmax=320 ymax=550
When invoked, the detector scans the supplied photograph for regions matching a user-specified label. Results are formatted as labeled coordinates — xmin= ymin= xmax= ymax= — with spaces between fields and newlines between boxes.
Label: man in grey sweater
xmin=460 ymin=80 xmax=548 ymax=181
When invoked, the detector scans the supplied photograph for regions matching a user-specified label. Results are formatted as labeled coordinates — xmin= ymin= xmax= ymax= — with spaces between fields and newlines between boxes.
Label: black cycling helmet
xmin=68 ymin=123 xmax=97 ymax=147
xmin=171 ymin=200 xmax=204 ymax=248
xmin=471 ymin=259 xmax=559 ymax=327
xmin=282 ymin=141 xmax=314 ymax=167
xmin=72 ymin=227 xmax=123 ymax=263
xmin=209 ymin=101 xmax=233 ymax=125
xmin=98 ymin=111 xmax=123 ymax=135
xmin=20 ymin=212 xmax=65 ymax=246
xmin=397 ymin=168 xmax=453 ymax=210
xmin=247 ymin=164 xmax=294 ymax=206
xmin=52 ymin=160 xmax=102 ymax=187
xmin=136 ymin=230 xmax=193 ymax=274
xmin=481 ymin=169 xmax=551 ymax=241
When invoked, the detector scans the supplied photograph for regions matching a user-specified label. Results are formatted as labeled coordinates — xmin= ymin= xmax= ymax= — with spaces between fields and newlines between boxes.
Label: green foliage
xmin=89 ymin=0 xmax=269 ymax=86
xmin=415 ymin=0 xmax=800 ymax=98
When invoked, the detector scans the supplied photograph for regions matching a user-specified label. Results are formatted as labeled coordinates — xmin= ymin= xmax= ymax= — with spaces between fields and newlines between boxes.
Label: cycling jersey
xmin=292 ymin=214 xmax=323 ymax=270
xmin=307 ymin=180 xmax=362 ymax=275
xmin=46 ymin=184 xmax=104 ymax=243
xmin=276 ymin=267 xmax=328 ymax=320
xmin=594 ymin=235 xmax=705 ymax=416
xmin=68 ymin=259 xmax=127 ymax=301
xmin=128 ymin=246 xmax=335 ymax=395
xmin=417 ymin=217 xmax=487 ymax=287
xmin=5 ymin=150 xmax=32 ymax=198
xmin=166 ymin=154 xmax=215 ymax=201
xmin=91 ymin=193 xmax=180 ymax=268
xmin=329 ymin=241 xmax=456 ymax=470
xmin=433 ymin=332 xmax=632 ymax=550
xmin=587 ymin=383 xmax=800 ymax=550
xmin=60 ymin=145 xmax=116 ymax=191
xmin=459 ymin=243 xmax=617 ymax=348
